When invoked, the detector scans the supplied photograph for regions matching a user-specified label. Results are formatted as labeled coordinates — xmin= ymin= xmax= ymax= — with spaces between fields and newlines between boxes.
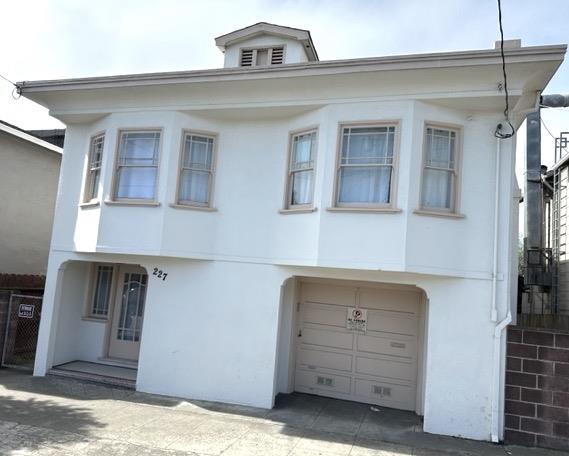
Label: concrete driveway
xmin=0 ymin=369 xmax=560 ymax=455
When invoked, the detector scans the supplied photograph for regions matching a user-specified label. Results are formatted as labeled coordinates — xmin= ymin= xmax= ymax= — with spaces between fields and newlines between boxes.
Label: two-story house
xmin=18 ymin=23 xmax=565 ymax=442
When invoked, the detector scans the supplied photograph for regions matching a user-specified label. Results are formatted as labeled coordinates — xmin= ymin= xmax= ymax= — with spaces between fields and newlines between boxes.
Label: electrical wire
xmin=494 ymin=0 xmax=515 ymax=139
xmin=0 ymin=73 xmax=21 ymax=99
xmin=541 ymin=118 xmax=568 ymax=154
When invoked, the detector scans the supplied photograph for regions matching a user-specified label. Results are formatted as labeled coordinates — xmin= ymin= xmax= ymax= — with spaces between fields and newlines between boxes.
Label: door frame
xmin=286 ymin=277 xmax=428 ymax=415
xmin=100 ymin=263 xmax=148 ymax=365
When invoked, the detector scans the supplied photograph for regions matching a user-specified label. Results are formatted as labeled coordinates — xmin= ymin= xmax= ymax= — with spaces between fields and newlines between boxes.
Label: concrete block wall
xmin=505 ymin=326 xmax=569 ymax=451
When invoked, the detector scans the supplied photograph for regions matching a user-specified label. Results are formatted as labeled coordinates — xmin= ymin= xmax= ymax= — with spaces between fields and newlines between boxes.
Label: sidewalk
xmin=0 ymin=369 xmax=561 ymax=455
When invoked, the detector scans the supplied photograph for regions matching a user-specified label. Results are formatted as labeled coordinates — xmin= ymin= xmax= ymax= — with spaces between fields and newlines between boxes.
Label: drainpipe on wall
xmin=491 ymin=138 xmax=502 ymax=323
xmin=491 ymin=310 xmax=512 ymax=443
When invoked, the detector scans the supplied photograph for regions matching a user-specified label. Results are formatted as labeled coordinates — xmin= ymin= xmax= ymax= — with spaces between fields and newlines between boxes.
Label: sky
xmin=0 ymin=0 xmax=568 ymax=187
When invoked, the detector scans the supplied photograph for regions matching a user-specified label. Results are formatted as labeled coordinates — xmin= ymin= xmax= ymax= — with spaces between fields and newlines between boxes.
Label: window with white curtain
xmin=335 ymin=124 xmax=397 ymax=207
xmin=88 ymin=264 xmax=114 ymax=318
xmin=114 ymin=131 xmax=161 ymax=201
xmin=285 ymin=130 xmax=317 ymax=209
xmin=84 ymin=133 xmax=105 ymax=202
xmin=177 ymin=132 xmax=216 ymax=207
xmin=420 ymin=125 xmax=459 ymax=212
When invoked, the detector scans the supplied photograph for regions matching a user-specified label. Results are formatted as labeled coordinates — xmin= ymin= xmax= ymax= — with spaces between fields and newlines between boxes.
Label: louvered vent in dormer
xmin=240 ymin=49 xmax=254 ymax=66
xmin=271 ymin=47 xmax=284 ymax=65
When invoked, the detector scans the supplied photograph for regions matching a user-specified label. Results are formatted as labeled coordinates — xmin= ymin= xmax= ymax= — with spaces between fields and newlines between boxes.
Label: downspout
xmin=491 ymin=139 xmax=501 ymax=322
xmin=490 ymin=132 xmax=509 ymax=442
xmin=491 ymin=309 xmax=512 ymax=443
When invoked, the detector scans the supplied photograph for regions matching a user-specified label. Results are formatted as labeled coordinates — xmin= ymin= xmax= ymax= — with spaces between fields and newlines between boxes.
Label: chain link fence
xmin=1 ymin=294 xmax=43 ymax=369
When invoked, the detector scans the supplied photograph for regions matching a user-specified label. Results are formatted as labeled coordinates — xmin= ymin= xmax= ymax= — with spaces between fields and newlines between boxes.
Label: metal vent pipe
xmin=525 ymin=110 xmax=542 ymax=250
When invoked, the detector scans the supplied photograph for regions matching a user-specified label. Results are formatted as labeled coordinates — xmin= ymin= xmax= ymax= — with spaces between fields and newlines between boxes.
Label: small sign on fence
xmin=18 ymin=304 xmax=35 ymax=319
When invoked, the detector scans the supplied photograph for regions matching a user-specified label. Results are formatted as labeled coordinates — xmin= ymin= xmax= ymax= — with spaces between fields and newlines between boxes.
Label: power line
xmin=494 ymin=0 xmax=515 ymax=139
xmin=541 ymin=118 xmax=568 ymax=155
xmin=0 ymin=73 xmax=21 ymax=99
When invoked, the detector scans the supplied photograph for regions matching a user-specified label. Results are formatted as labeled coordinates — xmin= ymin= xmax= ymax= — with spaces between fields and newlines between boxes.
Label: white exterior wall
xmin=0 ymin=131 xmax=60 ymax=274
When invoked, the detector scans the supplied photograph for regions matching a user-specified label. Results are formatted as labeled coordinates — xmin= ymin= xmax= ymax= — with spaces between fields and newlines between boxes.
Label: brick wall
xmin=505 ymin=326 xmax=569 ymax=451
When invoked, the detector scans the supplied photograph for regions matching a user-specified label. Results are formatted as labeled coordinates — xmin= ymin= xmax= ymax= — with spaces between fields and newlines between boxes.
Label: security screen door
xmin=108 ymin=265 xmax=148 ymax=361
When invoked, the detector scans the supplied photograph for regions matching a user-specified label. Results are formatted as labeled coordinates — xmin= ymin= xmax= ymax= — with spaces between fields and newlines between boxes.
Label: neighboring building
xmin=0 ymin=120 xmax=63 ymax=279
xmin=17 ymin=23 xmax=565 ymax=443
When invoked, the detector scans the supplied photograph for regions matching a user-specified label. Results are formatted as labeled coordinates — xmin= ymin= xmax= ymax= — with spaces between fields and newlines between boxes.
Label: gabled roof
xmin=215 ymin=22 xmax=319 ymax=61
xmin=0 ymin=120 xmax=63 ymax=154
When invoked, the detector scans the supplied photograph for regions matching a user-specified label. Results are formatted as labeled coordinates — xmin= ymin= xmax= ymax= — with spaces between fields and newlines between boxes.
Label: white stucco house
xmin=17 ymin=23 xmax=565 ymax=442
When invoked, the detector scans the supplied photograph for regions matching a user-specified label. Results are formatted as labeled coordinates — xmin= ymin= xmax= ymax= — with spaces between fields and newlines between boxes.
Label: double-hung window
xmin=177 ymin=132 xmax=216 ymax=207
xmin=114 ymin=130 xmax=161 ymax=201
xmin=87 ymin=264 xmax=114 ymax=318
xmin=285 ymin=130 xmax=317 ymax=209
xmin=84 ymin=134 xmax=105 ymax=202
xmin=335 ymin=123 xmax=397 ymax=208
xmin=420 ymin=125 xmax=460 ymax=213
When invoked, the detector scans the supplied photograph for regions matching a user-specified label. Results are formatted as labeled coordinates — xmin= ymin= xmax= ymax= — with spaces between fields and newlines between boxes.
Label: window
xmin=84 ymin=134 xmax=104 ymax=202
xmin=420 ymin=125 xmax=460 ymax=212
xmin=285 ymin=130 xmax=317 ymax=209
xmin=335 ymin=123 xmax=397 ymax=207
xmin=114 ymin=130 xmax=161 ymax=201
xmin=87 ymin=264 xmax=114 ymax=318
xmin=177 ymin=132 xmax=216 ymax=207
xmin=240 ymin=47 xmax=284 ymax=66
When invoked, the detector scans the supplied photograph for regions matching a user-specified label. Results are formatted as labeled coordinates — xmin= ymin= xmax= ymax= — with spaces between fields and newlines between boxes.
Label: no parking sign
xmin=347 ymin=307 xmax=367 ymax=333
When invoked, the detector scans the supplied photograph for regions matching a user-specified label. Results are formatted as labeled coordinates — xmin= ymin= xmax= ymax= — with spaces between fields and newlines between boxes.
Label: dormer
xmin=215 ymin=22 xmax=319 ymax=68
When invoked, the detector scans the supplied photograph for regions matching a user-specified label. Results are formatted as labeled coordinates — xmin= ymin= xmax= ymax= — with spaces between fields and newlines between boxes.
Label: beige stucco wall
xmin=0 ymin=131 xmax=61 ymax=274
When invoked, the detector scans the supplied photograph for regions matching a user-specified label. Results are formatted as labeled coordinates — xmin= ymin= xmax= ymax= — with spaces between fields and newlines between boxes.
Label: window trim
xmin=282 ymin=126 xmax=319 ymax=212
xmin=417 ymin=121 xmax=463 ymax=216
xmin=239 ymin=45 xmax=287 ymax=67
xmin=83 ymin=263 xmax=117 ymax=321
xmin=174 ymin=129 xmax=218 ymax=209
xmin=110 ymin=128 xmax=163 ymax=204
xmin=331 ymin=120 xmax=401 ymax=210
xmin=83 ymin=131 xmax=106 ymax=204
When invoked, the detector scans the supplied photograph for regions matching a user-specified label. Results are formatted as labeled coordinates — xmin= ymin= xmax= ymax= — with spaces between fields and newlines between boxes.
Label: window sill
xmin=81 ymin=316 xmax=108 ymax=323
xmin=169 ymin=203 xmax=217 ymax=212
xmin=413 ymin=209 xmax=465 ymax=219
xmin=79 ymin=201 xmax=100 ymax=209
xmin=279 ymin=207 xmax=317 ymax=215
xmin=104 ymin=200 xmax=161 ymax=207
xmin=326 ymin=207 xmax=402 ymax=214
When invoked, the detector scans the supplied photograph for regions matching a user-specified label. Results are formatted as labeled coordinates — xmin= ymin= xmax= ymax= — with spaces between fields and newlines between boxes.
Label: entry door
xmin=108 ymin=265 xmax=148 ymax=361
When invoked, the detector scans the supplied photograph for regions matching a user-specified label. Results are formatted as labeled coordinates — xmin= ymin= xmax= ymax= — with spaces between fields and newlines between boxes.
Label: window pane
xmin=92 ymin=265 xmax=112 ymax=316
xmin=292 ymin=133 xmax=314 ymax=170
xmin=291 ymin=170 xmax=313 ymax=205
xmin=119 ymin=132 xmax=160 ymax=165
xmin=184 ymin=136 xmax=213 ymax=170
xmin=88 ymin=170 xmax=100 ymax=200
xmin=116 ymin=167 xmax=157 ymax=200
xmin=91 ymin=136 xmax=104 ymax=167
xmin=342 ymin=127 xmax=394 ymax=165
xmin=179 ymin=169 xmax=210 ymax=204
xmin=338 ymin=166 xmax=391 ymax=204
xmin=421 ymin=168 xmax=453 ymax=209
xmin=426 ymin=128 xmax=455 ymax=169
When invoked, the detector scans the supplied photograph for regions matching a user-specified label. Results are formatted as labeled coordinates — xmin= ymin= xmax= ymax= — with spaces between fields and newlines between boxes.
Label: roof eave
xmin=17 ymin=44 xmax=566 ymax=94
xmin=0 ymin=122 xmax=63 ymax=154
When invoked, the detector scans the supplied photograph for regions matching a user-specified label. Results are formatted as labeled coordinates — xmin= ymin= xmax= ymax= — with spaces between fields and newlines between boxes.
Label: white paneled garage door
xmin=294 ymin=282 xmax=422 ymax=411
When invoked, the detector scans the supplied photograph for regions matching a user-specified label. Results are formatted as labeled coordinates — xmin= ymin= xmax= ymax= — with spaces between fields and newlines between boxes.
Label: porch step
xmin=48 ymin=366 xmax=136 ymax=389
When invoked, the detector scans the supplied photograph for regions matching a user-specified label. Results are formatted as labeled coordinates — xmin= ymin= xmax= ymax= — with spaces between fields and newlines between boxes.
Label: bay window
xmin=113 ymin=130 xmax=161 ymax=201
xmin=84 ymin=133 xmax=104 ymax=202
xmin=285 ymin=129 xmax=317 ymax=209
xmin=335 ymin=123 xmax=398 ymax=208
xmin=420 ymin=125 xmax=461 ymax=213
xmin=176 ymin=132 xmax=216 ymax=207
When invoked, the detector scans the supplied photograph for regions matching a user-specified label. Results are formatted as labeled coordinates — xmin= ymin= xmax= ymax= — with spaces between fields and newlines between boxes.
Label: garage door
xmin=294 ymin=282 xmax=421 ymax=411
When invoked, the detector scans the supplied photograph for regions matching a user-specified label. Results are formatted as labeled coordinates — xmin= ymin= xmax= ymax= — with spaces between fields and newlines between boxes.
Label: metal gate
xmin=1 ymin=294 xmax=43 ymax=369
